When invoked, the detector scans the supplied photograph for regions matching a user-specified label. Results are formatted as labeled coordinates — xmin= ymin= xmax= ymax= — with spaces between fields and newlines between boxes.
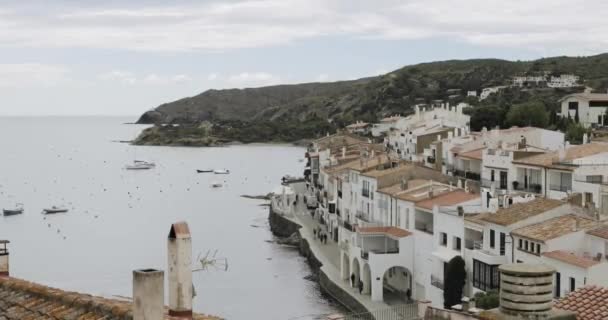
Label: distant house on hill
xmin=558 ymin=92 xmax=608 ymax=127
xmin=346 ymin=121 xmax=371 ymax=135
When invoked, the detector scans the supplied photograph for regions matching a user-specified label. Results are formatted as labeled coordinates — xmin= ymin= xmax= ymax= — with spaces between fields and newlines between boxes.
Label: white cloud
xmin=98 ymin=70 xmax=136 ymax=85
xmin=207 ymin=73 xmax=219 ymax=81
xmin=227 ymin=72 xmax=282 ymax=87
xmin=0 ymin=63 xmax=70 ymax=88
xmin=0 ymin=0 xmax=606 ymax=54
xmin=98 ymin=71 xmax=192 ymax=85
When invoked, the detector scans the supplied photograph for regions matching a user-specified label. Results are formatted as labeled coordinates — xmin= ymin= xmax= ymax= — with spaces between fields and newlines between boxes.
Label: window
xmin=362 ymin=181 xmax=370 ymax=198
xmin=473 ymin=259 xmax=500 ymax=291
xmin=500 ymin=171 xmax=508 ymax=190
xmin=453 ymin=237 xmax=462 ymax=251
xmin=491 ymin=170 xmax=495 ymax=182
xmin=568 ymin=101 xmax=579 ymax=110
xmin=499 ymin=233 xmax=506 ymax=256
xmin=536 ymin=243 xmax=541 ymax=254
xmin=490 ymin=229 xmax=495 ymax=248
xmin=517 ymin=260 xmax=523 ymax=263
xmin=518 ymin=239 xmax=522 ymax=249
xmin=555 ymin=272 xmax=561 ymax=298
xmin=569 ymin=277 xmax=575 ymax=293
xmin=440 ymin=232 xmax=448 ymax=246
xmin=524 ymin=240 xmax=529 ymax=251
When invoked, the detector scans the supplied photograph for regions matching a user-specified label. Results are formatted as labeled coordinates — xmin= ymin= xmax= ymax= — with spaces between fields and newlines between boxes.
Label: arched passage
xmin=351 ymin=258 xmax=360 ymax=288
xmin=341 ymin=253 xmax=350 ymax=281
xmin=383 ymin=266 xmax=413 ymax=304
xmin=362 ymin=263 xmax=372 ymax=295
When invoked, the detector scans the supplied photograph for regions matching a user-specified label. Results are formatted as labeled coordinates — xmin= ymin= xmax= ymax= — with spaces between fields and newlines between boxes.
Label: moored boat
xmin=3 ymin=204 xmax=23 ymax=216
xmin=43 ymin=206 xmax=68 ymax=214
xmin=211 ymin=182 xmax=223 ymax=188
xmin=213 ymin=169 xmax=230 ymax=174
xmin=197 ymin=169 xmax=213 ymax=173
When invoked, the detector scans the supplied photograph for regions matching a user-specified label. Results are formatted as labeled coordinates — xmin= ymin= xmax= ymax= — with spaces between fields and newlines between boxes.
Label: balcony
xmin=471 ymin=247 xmax=508 ymax=265
xmin=454 ymin=169 xmax=480 ymax=181
xmin=361 ymin=251 xmax=369 ymax=260
xmin=465 ymin=239 xmax=483 ymax=250
xmin=342 ymin=220 xmax=356 ymax=232
xmin=431 ymin=274 xmax=444 ymax=290
xmin=512 ymin=181 xmax=543 ymax=193
xmin=427 ymin=156 xmax=436 ymax=164
xmin=481 ymin=179 xmax=507 ymax=190
xmin=549 ymin=184 xmax=571 ymax=192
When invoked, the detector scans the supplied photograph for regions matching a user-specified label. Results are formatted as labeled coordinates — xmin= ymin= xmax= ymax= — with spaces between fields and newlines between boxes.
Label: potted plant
xmin=512 ymin=181 xmax=519 ymax=190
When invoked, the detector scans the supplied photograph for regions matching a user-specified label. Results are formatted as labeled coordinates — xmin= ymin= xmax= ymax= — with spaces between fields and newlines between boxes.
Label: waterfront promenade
xmin=272 ymin=182 xmax=391 ymax=313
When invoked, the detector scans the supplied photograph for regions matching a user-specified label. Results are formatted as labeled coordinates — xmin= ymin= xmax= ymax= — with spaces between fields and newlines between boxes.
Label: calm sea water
xmin=0 ymin=117 xmax=342 ymax=320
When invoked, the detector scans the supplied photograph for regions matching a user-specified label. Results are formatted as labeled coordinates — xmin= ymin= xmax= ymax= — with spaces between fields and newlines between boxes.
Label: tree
xmin=469 ymin=105 xmax=506 ymax=131
xmin=444 ymin=256 xmax=467 ymax=308
xmin=505 ymin=101 xmax=549 ymax=128
xmin=574 ymin=109 xmax=580 ymax=123
xmin=474 ymin=290 xmax=500 ymax=310
xmin=566 ymin=123 xmax=589 ymax=144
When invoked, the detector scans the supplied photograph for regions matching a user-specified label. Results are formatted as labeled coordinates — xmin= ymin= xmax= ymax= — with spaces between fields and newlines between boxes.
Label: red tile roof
xmin=0 ymin=277 xmax=219 ymax=320
xmin=542 ymin=250 xmax=600 ymax=268
xmin=587 ymin=225 xmax=608 ymax=240
xmin=555 ymin=285 xmax=608 ymax=320
xmin=415 ymin=190 xmax=479 ymax=211
xmin=357 ymin=226 xmax=412 ymax=238
xmin=459 ymin=148 xmax=484 ymax=161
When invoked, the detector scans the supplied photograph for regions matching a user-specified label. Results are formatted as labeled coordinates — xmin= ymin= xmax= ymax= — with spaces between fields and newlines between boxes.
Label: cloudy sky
xmin=1 ymin=0 xmax=607 ymax=116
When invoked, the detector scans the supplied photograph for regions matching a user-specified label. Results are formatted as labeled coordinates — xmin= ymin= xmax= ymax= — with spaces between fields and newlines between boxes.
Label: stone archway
xmin=341 ymin=253 xmax=350 ymax=281
xmin=382 ymin=266 xmax=413 ymax=304
xmin=351 ymin=258 xmax=360 ymax=288
xmin=362 ymin=263 xmax=372 ymax=295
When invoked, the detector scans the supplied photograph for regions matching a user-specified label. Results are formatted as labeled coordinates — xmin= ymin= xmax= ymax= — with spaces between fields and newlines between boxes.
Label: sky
xmin=1 ymin=0 xmax=607 ymax=117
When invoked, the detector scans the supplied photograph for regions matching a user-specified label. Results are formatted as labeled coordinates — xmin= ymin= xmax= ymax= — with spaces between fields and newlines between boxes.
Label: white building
xmin=346 ymin=121 xmax=371 ymax=135
xmin=371 ymin=115 xmax=402 ymax=137
xmin=558 ymin=93 xmax=608 ymax=127
xmin=511 ymin=214 xmax=608 ymax=298
xmin=480 ymin=86 xmax=507 ymax=100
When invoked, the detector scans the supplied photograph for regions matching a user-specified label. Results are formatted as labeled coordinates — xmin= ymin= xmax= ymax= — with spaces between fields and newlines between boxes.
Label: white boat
xmin=43 ymin=206 xmax=68 ymax=214
xmin=134 ymin=160 xmax=156 ymax=167
xmin=214 ymin=169 xmax=230 ymax=174
xmin=125 ymin=163 xmax=153 ymax=170
xmin=3 ymin=203 xmax=23 ymax=216
xmin=211 ymin=182 xmax=223 ymax=188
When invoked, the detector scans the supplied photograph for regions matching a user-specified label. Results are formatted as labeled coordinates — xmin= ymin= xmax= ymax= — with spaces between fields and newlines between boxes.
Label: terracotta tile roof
xmin=511 ymin=214 xmax=597 ymax=242
xmin=361 ymin=164 xmax=411 ymax=179
xmin=377 ymin=179 xmax=430 ymax=196
xmin=394 ymin=183 xmax=452 ymax=202
xmin=587 ymin=225 xmax=608 ymax=240
xmin=415 ymin=190 xmax=479 ymax=211
xmin=543 ymin=250 xmax=600 ymax=268
xmin=513 ymin=143 xmax=608 ymax=170
xmin=357 ymin=226 xmax=412 ymax=238
xmin=324 ymin=154 xmax=390 ymax=174
xmin=0 ymin=277 xmax=219 ymax=320
xmin=346 ymin=122 xmax=369 ymax=129
xmin=555 ymin=285 xmax=608 ymax=320
xmin=458 ymin=148 xmax=484 ymax=161
xmin=480 ymin=198 xmax=564 ymax=226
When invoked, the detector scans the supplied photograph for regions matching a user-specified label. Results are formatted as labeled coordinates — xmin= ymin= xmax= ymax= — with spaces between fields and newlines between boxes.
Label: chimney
xmin=0 ymin=240 xmax=9 ymax=277
xmin=342 ymin=146 xmax=346 ymax=158
xmin=168 ymin=222 xmax=193 ymax=318
xmin=133 ymin=269 xmax=164 ymax=320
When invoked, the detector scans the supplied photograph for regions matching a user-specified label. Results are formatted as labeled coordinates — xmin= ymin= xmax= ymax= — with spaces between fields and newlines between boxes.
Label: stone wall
xmin=268 ymin=206 xmax=301 ymax=237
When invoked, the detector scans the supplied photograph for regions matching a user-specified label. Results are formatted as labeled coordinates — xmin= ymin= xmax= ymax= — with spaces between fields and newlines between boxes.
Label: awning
xmin=432 ymin=249 xmax=460 ymax=262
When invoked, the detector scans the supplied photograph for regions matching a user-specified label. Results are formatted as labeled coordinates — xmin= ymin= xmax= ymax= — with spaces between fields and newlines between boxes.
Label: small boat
xmin=211 ymin=182 xmax=223 ymax=188
xmin=134 ymin=160 xmax=156 ymax=167
xmin=43 ymin=206 xmax=68 ymax=214
xmin=214 ymin=169 xmax=230 ymax=174
xmin=197 ymin=169 xmax=213 ymax=173
xmin=125 ymin=163 xmax=152 ymax=170
xmin=3 ymin=204 xmax=23 ymax=216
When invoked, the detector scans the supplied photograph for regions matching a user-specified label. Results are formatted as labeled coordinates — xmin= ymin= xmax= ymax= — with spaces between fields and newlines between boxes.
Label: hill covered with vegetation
xmin=135 ymin=54 xmax=608 ymax=145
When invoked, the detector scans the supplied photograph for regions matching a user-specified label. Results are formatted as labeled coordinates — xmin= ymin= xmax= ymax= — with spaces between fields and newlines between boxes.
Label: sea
xmin=0 ymin=117 xmax=343 ymax=320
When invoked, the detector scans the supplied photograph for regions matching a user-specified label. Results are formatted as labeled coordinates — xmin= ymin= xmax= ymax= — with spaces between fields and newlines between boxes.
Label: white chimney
xmin=133 ymin=269 xmax=164 ymax=320
xmin=168 ymin=222 xmax=193 ymax=318
xmin=0 ymin=240 xmax=9 ymax=277
xmin=342 ymin=146 xmax=346 ymax=158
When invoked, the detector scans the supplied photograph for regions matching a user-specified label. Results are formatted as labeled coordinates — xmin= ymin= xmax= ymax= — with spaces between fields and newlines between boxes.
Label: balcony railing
xmin=549 ymin=184 xmax=571 ymax=192
xmin=342 ymin=220 xmax=356 ymax=232
xmin=361 ymin=189 xmax=370 ymax=198
xmin=512 ymin=182 xmax=542 ymax=193
xmin=431 ymin=275 xmax=444 ymax=290
xmin=574 ymin=175 xmax=607 ymax=185
xmin=356 ymin=211 xmax=371 ymax=223
xmin=454 ymin=169 xmax=480 ymax=181
xmin=481 ymin=179 xmax=507 ymax=189
xmin=465 ymin=239 xmax=483 ymax=250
